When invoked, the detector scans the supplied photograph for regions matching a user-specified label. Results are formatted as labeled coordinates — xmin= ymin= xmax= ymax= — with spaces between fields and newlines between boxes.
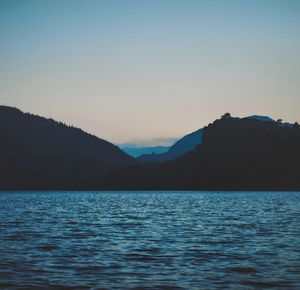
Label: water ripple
xmin=0 ymin=191 xmax=300 ymax=289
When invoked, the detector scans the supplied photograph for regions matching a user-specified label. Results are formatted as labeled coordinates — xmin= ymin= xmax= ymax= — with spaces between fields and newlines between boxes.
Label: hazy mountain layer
xmin=119 ymin=145 xmax=170 ymax=157
xmin=137 ymin=129 xmax=203 ymax=163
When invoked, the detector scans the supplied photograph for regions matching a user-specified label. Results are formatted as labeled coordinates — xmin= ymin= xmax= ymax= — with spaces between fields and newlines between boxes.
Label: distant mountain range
xmin=1 ymin=106 xmax=299 ymax=190
xmin=119 ymin=145 xmax=170 ymax=157
xmin=137 ymin=129 xmax=203 ymax=163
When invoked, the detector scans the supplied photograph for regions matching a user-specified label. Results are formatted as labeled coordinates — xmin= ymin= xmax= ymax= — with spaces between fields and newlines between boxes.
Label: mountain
xmin=119 ymin=145 xmax=170 ymax=157
xmin=0 ymin=106 xmax=135 ymax=189
xmin=246 ymin=115 xmax=274 ymax=122
xmin=2 ymin=108 xmax=299 ymax=190
xmin=108 ymin=115 xmax=300 ymax=190
xmin=246 ymin=115 xmax=294 ymax=128
xmin=137 ymin=129 xmax=203 ymax=163
xmin=137 ymin=115 xmax=277 ymax=163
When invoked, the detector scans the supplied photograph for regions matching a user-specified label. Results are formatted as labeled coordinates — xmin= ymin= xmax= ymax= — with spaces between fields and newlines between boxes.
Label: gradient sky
xmin=1 ymin=0 xmax=300 ymax=144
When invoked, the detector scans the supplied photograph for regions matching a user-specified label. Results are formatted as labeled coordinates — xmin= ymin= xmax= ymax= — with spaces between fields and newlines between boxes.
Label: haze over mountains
xmin=137 ymin=129 xmax=203 ymax=163
xmin=119 ymin=145 xmax=170 ymax=158
xmin=1 ymin=106 xmax=299 ymax=190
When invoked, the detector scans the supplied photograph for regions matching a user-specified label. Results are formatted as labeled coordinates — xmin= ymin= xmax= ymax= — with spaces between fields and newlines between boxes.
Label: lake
xmin=0 ymin=191 xmax=299 ymax=289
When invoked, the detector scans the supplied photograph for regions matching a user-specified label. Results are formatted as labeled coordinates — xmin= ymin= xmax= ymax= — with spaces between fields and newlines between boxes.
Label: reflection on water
xmin=0 ymin=191 xmax=299 ymax=289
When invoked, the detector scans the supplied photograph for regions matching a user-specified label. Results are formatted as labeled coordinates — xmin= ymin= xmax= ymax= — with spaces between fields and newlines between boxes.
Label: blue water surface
xmin=0 ymin=191 xmax=299 ymax=289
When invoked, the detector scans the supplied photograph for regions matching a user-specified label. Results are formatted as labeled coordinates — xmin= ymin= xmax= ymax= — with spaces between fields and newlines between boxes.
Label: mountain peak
xmin=246 ymin=115 xmax=274 ymax=122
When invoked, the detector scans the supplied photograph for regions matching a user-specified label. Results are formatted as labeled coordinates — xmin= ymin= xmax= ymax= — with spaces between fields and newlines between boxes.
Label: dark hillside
xmin=0 ymin=106 xmax=135 ymax=189
xmin=109 ymin=115 xmax=300 ymax=190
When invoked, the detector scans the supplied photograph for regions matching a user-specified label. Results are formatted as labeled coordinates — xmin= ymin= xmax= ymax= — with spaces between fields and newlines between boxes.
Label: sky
xmin=0 ymin=0 xmax=300 ymax=145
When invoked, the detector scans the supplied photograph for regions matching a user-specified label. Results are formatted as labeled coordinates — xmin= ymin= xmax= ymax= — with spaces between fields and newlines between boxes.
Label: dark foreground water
xmin=0 ymin=191 xmax=300 ymax=289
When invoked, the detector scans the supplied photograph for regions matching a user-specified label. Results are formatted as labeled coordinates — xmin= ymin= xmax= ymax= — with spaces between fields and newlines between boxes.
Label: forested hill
xmin=107 ymin=115 xmax=300 ymax=190
xmin=1 ymin=107 xmax=299 ymax=190
xmin=0 ymin=106 xmax=135 ymax=189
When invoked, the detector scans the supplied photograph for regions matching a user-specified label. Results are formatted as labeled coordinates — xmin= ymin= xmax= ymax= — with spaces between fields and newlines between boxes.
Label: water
xmin=0 ymin=191 xmax=299 ymax=289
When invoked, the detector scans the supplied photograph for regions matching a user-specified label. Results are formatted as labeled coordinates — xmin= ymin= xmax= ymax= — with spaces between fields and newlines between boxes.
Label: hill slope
xmin=2 ymin=108 xmax=299 ymax=190
xmin=136 ymin=115 xmax=276 ymax=163
xmin=110 ymin=116 xmax=300 ymax=190
xmin=0 ymin=106 xmax=135 ymax=189
xmin=137 ymin=129 xmax=203 ymax=163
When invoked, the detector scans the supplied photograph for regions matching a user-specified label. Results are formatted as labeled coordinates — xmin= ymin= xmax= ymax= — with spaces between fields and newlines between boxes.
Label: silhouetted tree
xmin=293 ymin=122 xmax=300 ymax=129
xmin=221 ymin=113 xmax=231 ymax=119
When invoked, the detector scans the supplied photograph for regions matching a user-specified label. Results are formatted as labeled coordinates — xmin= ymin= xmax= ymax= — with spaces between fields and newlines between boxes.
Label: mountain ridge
xmin=136 ymin=114 xmax=289 ymax=163
xmin=137 ymin=129 xmax=203 ymax=163
xmin=1 ymin=107 xmax=299 ymax=190
xmin=107 ymin=115 xmax=300 ymax=190
xmin=0 ymin=106 xmax=135 ymax=189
